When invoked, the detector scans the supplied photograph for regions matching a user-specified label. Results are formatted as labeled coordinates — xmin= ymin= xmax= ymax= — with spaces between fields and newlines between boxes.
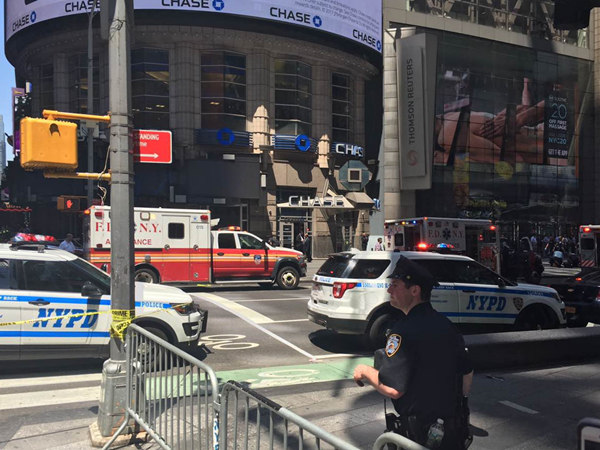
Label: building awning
xmin=345 ymin=192 xmax=374 ymax=206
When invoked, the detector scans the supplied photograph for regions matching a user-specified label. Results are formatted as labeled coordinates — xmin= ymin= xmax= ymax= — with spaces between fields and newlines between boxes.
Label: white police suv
xmin=0 ymin=242 xmax=207 ymax=360
xmin=308 ymin=251 xmax=566 ymax=347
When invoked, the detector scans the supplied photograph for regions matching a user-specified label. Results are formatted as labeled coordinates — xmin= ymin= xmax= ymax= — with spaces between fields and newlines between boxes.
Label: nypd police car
xmin=0 ymin=242 xmax=207 ymax=360
xmin=308 ymin=251 xmax=566 ymax=347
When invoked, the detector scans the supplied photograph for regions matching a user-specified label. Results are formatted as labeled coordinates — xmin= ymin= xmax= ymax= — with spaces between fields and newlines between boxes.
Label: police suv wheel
xmin=515 ymin=306 xmax=556 ymax=331
xmin=135 ymin=267 xmax=158 ymax=283
xmin=276 ymin=266 xmax=299 ymax=289
xmin=367 ymin=313 xmax=394 ymax=349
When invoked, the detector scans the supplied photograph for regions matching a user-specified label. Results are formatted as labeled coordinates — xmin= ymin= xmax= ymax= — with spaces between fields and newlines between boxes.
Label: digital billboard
xmin=417 ymin=32 xmax=593 ymax=226
xmin=5 ymin=0 xmax=382 ymax=52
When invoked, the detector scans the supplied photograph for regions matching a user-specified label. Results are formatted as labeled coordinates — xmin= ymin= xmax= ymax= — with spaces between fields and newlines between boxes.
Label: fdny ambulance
xmin=85 ymin=206 xmax=307 ymax=289
xmin=383 ymin=217 xmax=501 ymax=271
xmin=579 ymin=225 xmax=600 ymax=267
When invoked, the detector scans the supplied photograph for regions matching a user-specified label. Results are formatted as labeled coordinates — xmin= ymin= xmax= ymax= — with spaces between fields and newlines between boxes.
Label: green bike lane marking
xmin=215 ymin=356 xmax=374 ymax=389
xmin=143 ymin=356 xmax=374 ymax=400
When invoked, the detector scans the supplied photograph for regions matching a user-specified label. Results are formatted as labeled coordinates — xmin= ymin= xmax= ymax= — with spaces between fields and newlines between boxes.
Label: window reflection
xmin=131 ymin=48 xmax=170 ymax=130
xmin=201 ymin=52 xmax=247 ymax=132
xmin=69 ymin=55 xmax=99 ymax=113
xmin=332 ymin=73 xmax=353 ymax=143
xmin=274 ymin=60 xmax=312 ymax=136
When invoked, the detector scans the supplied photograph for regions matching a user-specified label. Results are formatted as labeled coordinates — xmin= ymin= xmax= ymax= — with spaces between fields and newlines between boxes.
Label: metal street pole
xmin=96 ymin=0 xmax=135 ymax=437
xmin=87 ymin=9 xmax=96 ymax=208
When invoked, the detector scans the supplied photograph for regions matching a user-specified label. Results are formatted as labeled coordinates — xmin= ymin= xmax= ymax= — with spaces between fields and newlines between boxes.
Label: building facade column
xmin=171 ymin=41 xmax=197 ymax=160
xmin=247 ymin=50 xmax=271 ymax=151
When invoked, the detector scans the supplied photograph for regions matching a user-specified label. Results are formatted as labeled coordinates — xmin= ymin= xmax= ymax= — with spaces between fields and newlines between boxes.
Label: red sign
xmin=133 ymin=130 xmax=172 ymax=164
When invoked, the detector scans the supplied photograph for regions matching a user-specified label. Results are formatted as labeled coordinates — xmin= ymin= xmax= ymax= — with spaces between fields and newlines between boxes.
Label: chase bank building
xmin=4 ymin=0 xmax=382 ymax=256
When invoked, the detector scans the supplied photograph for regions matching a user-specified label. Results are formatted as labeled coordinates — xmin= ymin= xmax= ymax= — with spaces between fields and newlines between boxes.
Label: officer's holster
xmin=384 ymin=412 xmax=427 ymax=444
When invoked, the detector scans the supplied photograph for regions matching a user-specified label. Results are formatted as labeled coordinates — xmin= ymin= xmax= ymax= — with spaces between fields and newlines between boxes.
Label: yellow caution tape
xmin=0 ymin=302 xmax=194 ymax=343
xmin=110 ymin=309 xmax=135 ymax=340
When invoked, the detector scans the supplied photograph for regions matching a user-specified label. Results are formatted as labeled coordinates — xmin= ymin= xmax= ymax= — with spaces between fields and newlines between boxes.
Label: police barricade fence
xmin=103 ymin=324 xmax=424 ymax=450
xmin=102 ymin=323 xmax=220 ymax=450
xmin=372 ymin=432 xmax=429 ymax=450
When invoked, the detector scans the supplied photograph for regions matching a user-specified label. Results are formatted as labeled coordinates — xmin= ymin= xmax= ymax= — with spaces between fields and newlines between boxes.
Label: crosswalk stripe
xmin=0 ymin=372 xmax=102 ymax=389
xmin=0 ymin=386 xmax=100 ymax=411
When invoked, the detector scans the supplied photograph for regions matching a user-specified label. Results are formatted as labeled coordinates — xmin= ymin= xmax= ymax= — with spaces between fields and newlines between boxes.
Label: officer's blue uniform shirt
xmin=378 ymin=302 xmax=470 ymax=421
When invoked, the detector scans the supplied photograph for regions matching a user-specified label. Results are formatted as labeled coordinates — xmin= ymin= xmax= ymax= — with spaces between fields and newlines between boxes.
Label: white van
xmin=308 ymin=251 xmax=566 ymax=347
xmin=0 ymin=243 xmax=207 ymax=360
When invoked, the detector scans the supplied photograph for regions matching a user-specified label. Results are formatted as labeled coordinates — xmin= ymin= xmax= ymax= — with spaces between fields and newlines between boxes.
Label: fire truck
xmin=85 ymin=206 xmax=307 ymax=289
xmin=383 ymin=217 xmax=501 ymax=270
xmin=579 ymin=225 xmax=600 ymax=267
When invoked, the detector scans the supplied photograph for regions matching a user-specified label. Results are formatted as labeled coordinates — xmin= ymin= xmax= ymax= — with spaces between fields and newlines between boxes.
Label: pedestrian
xmin=302 ymin=232 xmax=312 ymax=262
xmin=59 ymin=233 xmax=76 ymax=253
xmin=267 ymin=234 xmax=280 ymax=247
xmin=361 ymin=233 xmax=369 ymax=251
xmin=530 ymin=234 xmax=537 ymax=254
xmin=353 ymin=256 xmax=473 ymax=449
xmin=295 ymin=230 xmax=304 ymax=251
xmin=374 ymin=237 xmax=384 ymax=251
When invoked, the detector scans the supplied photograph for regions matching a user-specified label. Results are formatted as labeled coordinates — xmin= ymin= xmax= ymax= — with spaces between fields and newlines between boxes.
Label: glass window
xmin=394 ymin=234 xmax=404 ymax=247
xmin=39 ymin=63 xmax=54 ymax=111
xmin=450 ymin=261 xmax=500 ymax=285
xmin=316 ymin=254 xmax=353 ymax=277
xmin=218 ymin=233 xmax=237 ymax=249
xmin=201 ymin=52 xmax=246 ymax=131
xmin=20 ymin=260 xmax=107 ymax=293
xmin=0 ymin=259 xmax=16 ymax=290
xmin=168 ymin=223 xmax=184 ymax=239
xmin=68 ymin=55 xmax=99 ymax=113
xmin=332 ymin=73 xmax=352 ymax=143
xmin=414 ymin=259 xmax=455 ymax=283
xmin=131 ymin=48 xmax=170 ymax=129
xmin=275 ymin=60 xmax=312 ymax=136
xmin=348 ymin=259 xmax=391 ymax=279
xmin=581 ymin=238 xmax=595 ymax=251
xmin=239 ymin=234 xmax=263 ymax=250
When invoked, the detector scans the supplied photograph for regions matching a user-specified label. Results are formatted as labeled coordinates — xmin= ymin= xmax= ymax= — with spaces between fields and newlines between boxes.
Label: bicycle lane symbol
xmin=244 ymin=368 xmax=321 ymax=389
xmin=199 ymin=334 xmax=259 ymax=350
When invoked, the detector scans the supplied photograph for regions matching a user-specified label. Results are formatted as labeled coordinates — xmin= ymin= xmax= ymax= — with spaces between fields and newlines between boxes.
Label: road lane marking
xmin=0 ymin=373 xmax=102 ymax=389
xmin=200 ymin=292 xmax=274 ymax=324
xmin=312 ymin=353 xmax=357 ymax=359
xmin=269 ymin=318 xmax=309 ymax=323
xmin=499 ymin=400 xmax=538 ymax=414
xmin=195 ymin=293 xmax=315 ymax=359
xmin=0 ymin=386 xmax=100 ymax=411
xmin=233 ymin=298 xmax=308 ymax=302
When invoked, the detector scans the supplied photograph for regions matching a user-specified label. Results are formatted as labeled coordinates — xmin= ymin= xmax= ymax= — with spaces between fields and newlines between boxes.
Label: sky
xmin=0 ymin=8 xmax=14 ymax=163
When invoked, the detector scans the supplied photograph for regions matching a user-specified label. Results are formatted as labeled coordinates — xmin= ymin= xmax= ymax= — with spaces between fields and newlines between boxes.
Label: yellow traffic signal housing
xmin=20 ymin=117 xmax=78 ymax=170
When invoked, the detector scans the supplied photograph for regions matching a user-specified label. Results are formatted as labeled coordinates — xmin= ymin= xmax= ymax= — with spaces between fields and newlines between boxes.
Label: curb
xmin=88 ymin=421 xmax=148 ymax=448
xmin=465 ymin=327 xmax=600 ymax=370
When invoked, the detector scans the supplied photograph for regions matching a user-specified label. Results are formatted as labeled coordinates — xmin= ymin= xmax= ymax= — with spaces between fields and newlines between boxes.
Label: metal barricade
xmin=102 ymin=324 xmax=219 ymax=450
xmin=219 ymin=380 xmax=360 ymax=450
xmin=372 ymin=432 xmax=429 ymax=450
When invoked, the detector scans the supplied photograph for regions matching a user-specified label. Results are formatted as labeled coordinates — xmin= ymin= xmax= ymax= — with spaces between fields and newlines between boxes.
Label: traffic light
xmin=57 ymin=196 xmax=82 ymax=212
xmin=12 ymin=89 xmax=31 ymax=154
xmin=20 ymin=118 xmax=78 ymax=170
xmin=553 ymin=0 xmax=600 ymax=30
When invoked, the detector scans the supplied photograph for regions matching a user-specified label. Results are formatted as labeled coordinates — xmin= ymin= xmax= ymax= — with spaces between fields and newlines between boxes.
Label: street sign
xmin=132 ymin=129 xmax=172 ymax=164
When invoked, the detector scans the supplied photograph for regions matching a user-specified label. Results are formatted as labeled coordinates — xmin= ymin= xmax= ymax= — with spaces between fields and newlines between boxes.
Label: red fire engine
xmin=85 ymin=206 xmax=307 ymax=289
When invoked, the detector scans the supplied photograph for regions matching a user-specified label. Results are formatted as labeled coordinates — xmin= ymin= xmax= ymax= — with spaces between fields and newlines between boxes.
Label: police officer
xmin=354 ymin=256 xmax=473 ymax=449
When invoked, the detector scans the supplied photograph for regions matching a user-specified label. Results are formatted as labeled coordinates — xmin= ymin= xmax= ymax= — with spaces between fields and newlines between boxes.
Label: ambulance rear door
xmin=160 ymin=215 xmax=191 ymax=282
xmin=190 ymin=215 xmax=211 ymax=283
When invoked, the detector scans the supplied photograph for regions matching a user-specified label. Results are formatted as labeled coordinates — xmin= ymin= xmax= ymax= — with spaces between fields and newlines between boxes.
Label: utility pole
xmin=96 ymin=0 xmax=135 ymax=437
xmin=87 ymin=9 xmax=96 ymax=208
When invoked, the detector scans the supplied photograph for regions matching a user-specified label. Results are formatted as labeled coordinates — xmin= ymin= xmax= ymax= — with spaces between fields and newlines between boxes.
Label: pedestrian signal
xmin=20 ymin=118 xmax=78 ymax=170
xmin=57 ymin=196 xmax=82 ymax=212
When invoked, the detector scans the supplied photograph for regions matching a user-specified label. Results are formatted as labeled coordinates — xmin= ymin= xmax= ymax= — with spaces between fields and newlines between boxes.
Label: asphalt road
xmin=1 ymin=262 xmax=597 ymax=449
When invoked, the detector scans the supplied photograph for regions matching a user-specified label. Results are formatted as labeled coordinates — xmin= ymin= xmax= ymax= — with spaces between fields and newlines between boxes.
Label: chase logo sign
xmin=212 ymin=0 xmax=225 ymax=10
xmin=12 ymin=11 xmax=36 ymax=32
